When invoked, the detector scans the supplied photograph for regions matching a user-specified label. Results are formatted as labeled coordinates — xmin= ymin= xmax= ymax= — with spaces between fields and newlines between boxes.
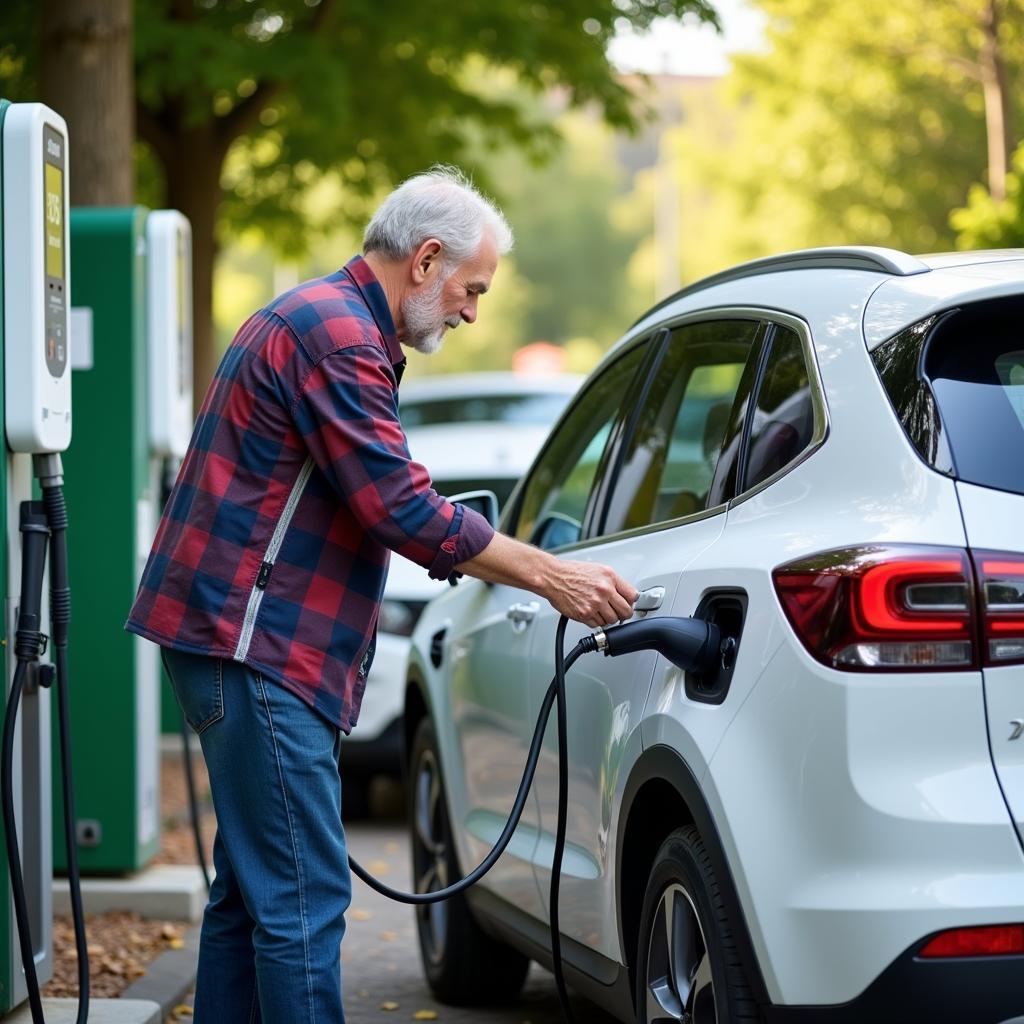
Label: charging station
xmin=0 ymin=97 xmax=71 ymax=1013
xmin=143 ymin=211 xmax=196 ymax=740
xmin=53 ymin=206 xmax=192 ymax=875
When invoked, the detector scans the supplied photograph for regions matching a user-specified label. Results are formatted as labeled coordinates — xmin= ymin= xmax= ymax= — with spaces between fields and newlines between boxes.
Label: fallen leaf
xmin=168 ymin=937 xmax=185 ymax=949
xmin=384 ymin=841 xmax=399 ymax=854
xmin=379 ymin=931 xmax=397 ymax=942
xmin=161 ymin=923 xmax=180 ymax=940
xmin=380 ymin=1001 xmax=399 ymax=1011
xmin=413 ymin=1012 xmax=438 ymax=1020
xmin=368 ymin=860 xmax=390 ymax=875
xmin=172 ymin=1006 xmax=194 ymax=1017
xmin=351 ymin=909 xmax=372 ymax=921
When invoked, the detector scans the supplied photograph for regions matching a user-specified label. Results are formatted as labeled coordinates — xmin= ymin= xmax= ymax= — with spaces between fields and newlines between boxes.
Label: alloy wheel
xmin=412 ymin=747 xmax=449 ymax=965
xmin=643 ymin=882 xmax=717 ymax=1024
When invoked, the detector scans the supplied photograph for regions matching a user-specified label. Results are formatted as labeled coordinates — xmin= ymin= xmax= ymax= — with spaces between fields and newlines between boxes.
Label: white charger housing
xmin=146 ymin=210 xmax=193 ymax=459
xmin=3 ymin=103 xmax=72 ymax=454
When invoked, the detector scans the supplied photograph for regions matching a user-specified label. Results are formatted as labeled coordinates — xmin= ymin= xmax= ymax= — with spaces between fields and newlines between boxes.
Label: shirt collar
xmin=341 ymin=254 xmax=405 ymax=369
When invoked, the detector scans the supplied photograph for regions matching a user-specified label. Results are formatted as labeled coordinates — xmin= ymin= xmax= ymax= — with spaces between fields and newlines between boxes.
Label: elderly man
xmin=127 ymin=166 xmax=637 ymax=1022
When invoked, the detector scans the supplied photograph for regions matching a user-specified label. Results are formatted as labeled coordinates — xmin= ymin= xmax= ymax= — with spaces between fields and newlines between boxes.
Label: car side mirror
xmin=530 ymin=511 xmax=581 ymax=551
xmin=450 ymin=489 xmax=500 ymax=529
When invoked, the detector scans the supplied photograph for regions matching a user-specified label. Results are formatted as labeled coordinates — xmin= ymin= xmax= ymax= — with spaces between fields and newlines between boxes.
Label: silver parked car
xmin=403 ymin=248 xmax=1024 ymax=1023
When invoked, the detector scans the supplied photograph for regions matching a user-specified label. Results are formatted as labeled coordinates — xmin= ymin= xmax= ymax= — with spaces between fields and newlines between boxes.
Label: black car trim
xmin=593 ymin=326 xmax=671 ymax=538
xmin=736 ymin=322 xmax=778 ymax=495
xmin=464 ymin=886 xmax=636 ymax=1023
xmin=615 ymin=744 xmax=772 ymax=1010
xmin=764 ymin=941 xmax=1024 ymax=1023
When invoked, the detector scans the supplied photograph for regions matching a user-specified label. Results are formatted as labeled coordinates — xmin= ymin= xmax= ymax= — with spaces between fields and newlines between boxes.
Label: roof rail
xmin=633 ymin=246 xmax=931 ymax=327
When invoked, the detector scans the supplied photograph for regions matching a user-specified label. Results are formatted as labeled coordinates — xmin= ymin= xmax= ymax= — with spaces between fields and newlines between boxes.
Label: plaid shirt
xmin=127 ymin=255 xmax=494 ymax=732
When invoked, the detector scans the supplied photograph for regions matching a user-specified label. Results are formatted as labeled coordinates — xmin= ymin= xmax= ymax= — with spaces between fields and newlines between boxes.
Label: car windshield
xmin=400 ymin=392 xmax=571 ymax=429
xmin=924 ymin=299 xmax=1024 ymax=496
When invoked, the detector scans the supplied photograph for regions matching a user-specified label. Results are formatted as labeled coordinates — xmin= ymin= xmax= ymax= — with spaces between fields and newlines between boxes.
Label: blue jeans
xmin=162 ymin=648 xmax=351 ymax=1023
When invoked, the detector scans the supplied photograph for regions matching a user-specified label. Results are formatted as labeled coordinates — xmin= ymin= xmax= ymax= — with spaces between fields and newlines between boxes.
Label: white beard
xmin=402 ymin=274 xmax=459 ymax=355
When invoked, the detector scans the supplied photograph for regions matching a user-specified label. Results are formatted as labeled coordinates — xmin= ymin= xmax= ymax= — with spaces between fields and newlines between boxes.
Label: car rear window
xmin=873 ymin=298 xmax=1024 ymax=495
xmin=400 ymin=392 xmax=571 ymax=429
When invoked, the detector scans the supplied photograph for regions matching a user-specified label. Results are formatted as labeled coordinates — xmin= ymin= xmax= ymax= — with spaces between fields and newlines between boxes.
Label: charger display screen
xmin=45 ymin=162 xmax=63 ymax=280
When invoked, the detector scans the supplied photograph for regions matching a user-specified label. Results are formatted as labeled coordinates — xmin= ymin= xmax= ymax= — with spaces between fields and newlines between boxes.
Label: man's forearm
xmin=455 ymin=532 xmax=638 ymax=629
xmin=455 ymin=531 xmax=556 ymax=598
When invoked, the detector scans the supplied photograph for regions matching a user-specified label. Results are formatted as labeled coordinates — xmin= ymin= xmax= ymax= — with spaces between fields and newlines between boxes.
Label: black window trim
xmin=591 ymin=326 xmax=672 ymax=538
xmin=724 ymin=309 xmax=830 ymax=510
xmin=734 ymin=322 xmax=777 ymax=495
xmin=500 ymin=333 xmax=654 ymax=547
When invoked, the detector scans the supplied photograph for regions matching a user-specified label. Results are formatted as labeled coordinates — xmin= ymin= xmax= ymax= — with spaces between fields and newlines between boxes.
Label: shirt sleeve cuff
xmin=427 ymin=504 xmax=496 ymax=581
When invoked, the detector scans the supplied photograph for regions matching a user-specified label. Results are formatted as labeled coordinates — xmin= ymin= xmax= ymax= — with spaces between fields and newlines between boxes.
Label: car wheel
xmin=635 ymin=826 xmax=761 ymax=1024
xmin=409 ymin=716 xmax=530 ymax=1005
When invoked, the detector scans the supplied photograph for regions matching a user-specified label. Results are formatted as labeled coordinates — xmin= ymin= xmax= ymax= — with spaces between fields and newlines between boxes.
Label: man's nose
xmin=460 ymin=299 xmax=478 ymax=325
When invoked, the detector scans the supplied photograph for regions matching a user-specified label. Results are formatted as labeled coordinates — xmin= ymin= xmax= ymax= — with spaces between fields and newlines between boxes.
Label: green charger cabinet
xmin=53 ymin=207 xmax=162 ymax=873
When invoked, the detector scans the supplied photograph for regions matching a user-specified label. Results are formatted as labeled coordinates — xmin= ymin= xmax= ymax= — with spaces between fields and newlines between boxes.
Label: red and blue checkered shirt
xmin=127 ymin=255 xmax=495 ymax=732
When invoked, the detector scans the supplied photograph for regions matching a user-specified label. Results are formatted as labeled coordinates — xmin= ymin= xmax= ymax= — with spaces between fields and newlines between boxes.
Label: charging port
xmin=685 ymin=590 xmax=746 ymax=705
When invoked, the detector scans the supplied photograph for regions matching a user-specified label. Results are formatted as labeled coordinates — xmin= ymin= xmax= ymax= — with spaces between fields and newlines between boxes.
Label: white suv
xmin=338 ymin=373 xmax=580 ymax=814
xmin=402 ymin=248 xmax=1024 ymax=1023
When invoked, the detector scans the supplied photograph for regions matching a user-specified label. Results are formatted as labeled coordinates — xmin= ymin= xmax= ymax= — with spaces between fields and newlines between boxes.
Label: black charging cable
xmin=1 ymin=455 xmax=89 ymax=1024
xmin=1 ymin=503 xmax=51 ymax=1024
xmin=180 ymin=608 xmax=722 ymax=1022
xmin=181 ymin=708 xmax=212 ymax=893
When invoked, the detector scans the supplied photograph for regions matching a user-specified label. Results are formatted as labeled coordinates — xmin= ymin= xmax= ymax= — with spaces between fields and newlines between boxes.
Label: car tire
xmin=409 ymin=716 xmax=530 ymax=1005
xmin=635 ymin=825 xmax=761 ymax=1024
xmin=341 ymin=771 xmax=373 ymax=820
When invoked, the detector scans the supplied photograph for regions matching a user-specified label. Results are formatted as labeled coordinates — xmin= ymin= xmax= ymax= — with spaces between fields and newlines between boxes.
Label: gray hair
xmin=363 ymin=165 xmax=513 ymax=266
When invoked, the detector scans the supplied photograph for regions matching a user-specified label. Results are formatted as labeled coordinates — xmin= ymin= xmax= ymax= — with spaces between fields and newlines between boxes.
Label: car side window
xmin=742 ymin=326 xmax=815 ymax=492
xmin=601 ymin=320 xmax=760 ymax=535
xmin=514 ymin=343 xmax=648 ymax=550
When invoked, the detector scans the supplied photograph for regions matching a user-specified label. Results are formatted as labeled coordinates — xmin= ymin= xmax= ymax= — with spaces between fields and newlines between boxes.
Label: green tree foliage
xmin=953 ymin=141 xmax=1024 ymax=246
xmin=660 ymin=0 xmax=1024 ymax=283
xmin=488 ymin=112 xmax=649 ymax=348
xmin=2 ymin=0 xmax=718 ymax=394
xmin=212 ymin=75 xmax=662 ymax=379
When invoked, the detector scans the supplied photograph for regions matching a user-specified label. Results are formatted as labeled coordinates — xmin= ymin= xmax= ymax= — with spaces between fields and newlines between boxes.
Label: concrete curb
xmin=52 ymin=865 xmax=207 ymax=922
xmin=3 ymin=998 xmax=162 ymax=1023
xmin=120 ymin=923 xmax=200 ymax=1018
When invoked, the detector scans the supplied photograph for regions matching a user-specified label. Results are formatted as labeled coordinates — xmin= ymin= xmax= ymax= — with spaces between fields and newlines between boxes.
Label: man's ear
xmin=411 ymin=239 xmax=443 ymax=285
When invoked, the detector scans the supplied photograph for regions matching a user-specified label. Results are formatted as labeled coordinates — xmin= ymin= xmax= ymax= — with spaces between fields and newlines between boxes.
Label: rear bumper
xmin=766 ymin=943 xmax=1024 ymax=1023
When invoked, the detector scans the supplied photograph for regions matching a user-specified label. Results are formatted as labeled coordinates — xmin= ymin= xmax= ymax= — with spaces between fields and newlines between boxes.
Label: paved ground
xmin=341 ymin=814 xmax=622 ymax=1024
xmin=165 ymin=772 xmax=623 ymax=1023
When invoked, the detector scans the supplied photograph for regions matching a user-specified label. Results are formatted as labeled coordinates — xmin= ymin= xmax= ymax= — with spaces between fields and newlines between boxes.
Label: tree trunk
xmin=979 ymin=0 xmax=1015 ymax=202
xmin=39 ymin=0 xmax=134 ymax=206
xmin=163 ymin=125 xmax=225 ymax=410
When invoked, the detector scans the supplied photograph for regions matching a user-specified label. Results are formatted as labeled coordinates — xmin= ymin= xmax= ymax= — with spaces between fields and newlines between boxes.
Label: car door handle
xmin=507 ymin=601 xmax=539 ymax=626
xmin=635 ymin=586 xmax=665 ymax=612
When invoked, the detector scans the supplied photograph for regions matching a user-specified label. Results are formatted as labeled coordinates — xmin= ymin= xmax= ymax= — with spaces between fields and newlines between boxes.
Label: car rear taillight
xmin=972 ymin=552 xmax=1024 ymax=666
xmin=919 ymin=925 xmax=1024 ymax=958
xmin=773 ymin=546 xmax=976 ymax=671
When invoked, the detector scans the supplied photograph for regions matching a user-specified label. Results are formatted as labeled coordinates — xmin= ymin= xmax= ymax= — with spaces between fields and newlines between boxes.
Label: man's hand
xmin=541 ymin=558 xmax=638 ymax=629
xmin=456 ymin=533 xmax=638 ymax=628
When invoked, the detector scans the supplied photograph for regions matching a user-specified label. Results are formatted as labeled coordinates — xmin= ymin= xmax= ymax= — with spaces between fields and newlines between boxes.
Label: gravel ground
xmin=42 ymin=913 xmax=189 ymax=1000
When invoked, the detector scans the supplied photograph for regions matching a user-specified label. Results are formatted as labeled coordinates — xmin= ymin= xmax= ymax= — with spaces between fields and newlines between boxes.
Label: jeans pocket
xmin=161 ymin=648 xmax=225 ymax=734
